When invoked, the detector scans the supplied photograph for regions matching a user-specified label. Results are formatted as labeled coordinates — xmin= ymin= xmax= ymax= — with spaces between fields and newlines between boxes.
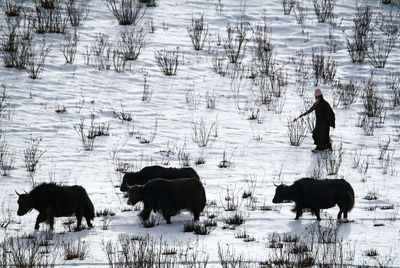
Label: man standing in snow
xmin=295 ymin=89 xmax=335 ymax=152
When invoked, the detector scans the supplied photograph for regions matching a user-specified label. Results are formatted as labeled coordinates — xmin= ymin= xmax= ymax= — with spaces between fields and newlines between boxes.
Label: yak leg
xmin=193 ymin=211 xmax=200 ymax=222
xmin=162 ymin=210 xmax=172 ymax=224
xmin=139 ymin=205 xmax=152 ymax=221
xmin=337 ymin=210 xmax=343 ymax=220
xmin=313 ymin=209 xmax=321 ymax=221
xmin=294 ymin=207 xmax=303 ymax=220
xmin=76 ymin=213 xmax=83 ymax=231
xmin=35 ymin=212 xmax=47 ymax=230
xmin=45 ymin=207 xmax=55 ymax=230
xmin=85 ymin=216 xmax=93 ymax=228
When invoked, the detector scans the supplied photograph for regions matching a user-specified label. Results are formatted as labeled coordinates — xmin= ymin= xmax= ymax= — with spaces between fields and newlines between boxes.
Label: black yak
xmin=16 ymin=183 xmax=95 ymax=230
xmin=120 ymin=165 xmax=200 ymax=192
xmin=272 ymin=178 xmax=354 ymax=221
xmin=127 ymin=178 xmax=206 ymax=224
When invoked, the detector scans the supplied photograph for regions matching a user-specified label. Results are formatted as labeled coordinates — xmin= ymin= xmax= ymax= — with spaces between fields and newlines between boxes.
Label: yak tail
xmin=347 ymin=186 xmax=355 ymax=212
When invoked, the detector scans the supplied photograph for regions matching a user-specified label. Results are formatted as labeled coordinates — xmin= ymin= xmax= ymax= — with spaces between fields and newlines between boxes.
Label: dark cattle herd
xmin=16 ymin=165 xmax=355 ymax=230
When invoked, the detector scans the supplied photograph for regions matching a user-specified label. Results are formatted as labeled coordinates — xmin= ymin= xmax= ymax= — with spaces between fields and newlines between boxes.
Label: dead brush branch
xmin=344 ymin=5 xmax=372 ymax=63
xmin=311 ymin=49 xmax=336 ymax=86
xmin=25 ymin=37 xmax=50 ymax=79
xmin=66 ymin=0 xmax=89 ymax=27
xmin=191 ymin=118 xmax=216 ymax=147
xmin=362 ymin=73 xmax=385 ymax=118
xmin=118 ymin=27 xmax=146 ymax=61
xmin=223 ymin=21 xmax=248 ymax=64
xmin=104 ymin=0 xmax=146 ymax=26
xmin=253 ymin=22 xmax=275 ymax=76
xmin=367 ymin=32 xmax=397 ymax=68
xmin=187 ymin=14 xmax=209 ymax=51
xmin=61 ymin=28 xmax=78 ymax=64
xmin=332 ymin=79 xmax=359 ymax=108
xmin=154 ymin=47 xmax=180 ymax=76
xmin=280 ymin=0 xmax=295 ymax=15
xmin=287 ymin=117 xmax=307 ymax=146
xmin=386 ymin=72 xmax=400 ymax=109
xmin=313 ymin=0 xmax=335 ymax=23
xmin=292 ymin=50 xmax=310 ymax=96
xmin=33 ymin=3 xmax=68 ymax=34
xmin=0 ymin=0 xmax=25 ymax=17
xmin=325 ymin=141 xmax=343 ymax=175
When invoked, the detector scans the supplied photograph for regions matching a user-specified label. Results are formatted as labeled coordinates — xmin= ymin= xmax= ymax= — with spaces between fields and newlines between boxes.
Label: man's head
xmin=314 ymin=88 xmax=323 ymax=99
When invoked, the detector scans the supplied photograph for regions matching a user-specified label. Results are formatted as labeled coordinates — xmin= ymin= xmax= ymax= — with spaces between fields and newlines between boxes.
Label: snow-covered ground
xmin=1 ymin=0 xmax=400 ymax=266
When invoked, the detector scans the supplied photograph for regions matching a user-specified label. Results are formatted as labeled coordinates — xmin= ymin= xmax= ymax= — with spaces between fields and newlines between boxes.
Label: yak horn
xmin=15 ymin=190 xmax=21 ymax=196
xmin=273 ymin=183 xmax=279 ymax=187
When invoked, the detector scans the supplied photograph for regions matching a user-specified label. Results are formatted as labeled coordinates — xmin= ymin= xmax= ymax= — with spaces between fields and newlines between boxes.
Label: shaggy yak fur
xmin=120 ymin=165 xmax=200 ymax=192
xmin=272 ymin=178 xmax=354 ymax=221
xmin=127 ymin=178 xmax=206 ymax=224
xmin=16 ymin=183 xmax=95 ymax=230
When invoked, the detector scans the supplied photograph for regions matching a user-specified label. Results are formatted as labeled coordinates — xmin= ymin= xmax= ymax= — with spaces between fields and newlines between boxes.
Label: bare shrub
xmin=214 ymin=0 xmax=223 ymax=13
xmin=344 ymin=5 xmax=372 ymax=63
xmin=325 ymin=141 xmax=343 ymax=175
xmin=61 ymin=28 xmax=78 ymax=64
xmin=332 ymin=79 xmax=359 ymax=108
xmin=381 ymin=150 xmax=395 ymax=175
xmin=313 ymin=0 xmax=335 ymax=23
xmin=223 ymin=21 xmax=248 ymax=64
xmin=142 ymin=68 xmax=152 ymax=101
xmin=386 ymin=71 xmax=400 ymax=109
xmin=90 ymin=33 xmax=112 ymax=70
xmin=177 ymin=144 xmax=190 ymax=167
xmin=311 ymin=48 xmax=336 ymax=86
xmin=0 ymin=84 xmax=13 ymax=120
xmin=280 ymin=0 xmax=295 ymax=15
xmin=287 ymin=117 xmax=307 ymax=146
xmin=66 ymin=0 xmax=89 ymax=27
xmin=33 ymin=3 xmax=69 ymax=34
xmin=4 ymin=236 xmax=57 ymax=267
xmin=104 ymin=0 xmax=145 ymax=25
xmin=218 ymin=150 xmax=234 ymax=168
xmin=292 ymin=50 xmax=310 ymax=96
xmin=187 ymin=14 xmax=209 ymax=51
xmin=103 ymin=235 xmax=181 ymax=267
xmin=139 ymin=0 xmax=157 ymax=7
xmin=218 ymin=243 xmax=248 ymax=268
xmin=211 ymin=54 xmax=228 ymax=77
xmin=221 ymin=185 xmax=241 ymax=211
xmin=118 ymin=27 xmax=146 ymax=61
xmin=26 ymin=37 xmax=51 ymax=79
xmin=293 ymin=0 xmax=307 ymax=25
xmin=111 ymin=104 xmax=133 ymax=122
xmin=63 ymin=239 xmax=88 ymax=260
xmin=0 ymin=17 xmax=31 ymax=69
xmin=191 ymin=118 xmax=216 ymax=147
xmin=367 ymin=32 xmax=397 ymax=68
xmin=362 ymin=73 xmax=385 ymax=118
xmin=253 ymin=21 xmax=275 ymax=76
xmin=112 ymin=49 xmax=128 ymax=72
xmin=74 ymin=117 xmax=96 ymax=151
xmin=0 ymin=135 xmax=15 ymax=176
xmin=155 ymin=47 xmax=180 ymax=76
xmin=0 ymin=0 xmax=25 ymax=17
xmin=24 ymin=136 xmax=45 ymax=175
xmin=377 ymin=9 xmax=400 ymax=37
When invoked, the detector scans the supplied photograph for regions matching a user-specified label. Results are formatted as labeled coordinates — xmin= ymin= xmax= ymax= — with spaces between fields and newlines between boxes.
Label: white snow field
xmin=0 ymin=0 xmax=400 ymax=266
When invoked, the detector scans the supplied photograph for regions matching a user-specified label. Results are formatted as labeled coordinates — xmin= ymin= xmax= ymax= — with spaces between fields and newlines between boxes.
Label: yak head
xmin=16 ymin=191 xmax=32 ymax=216
xmin=272 ymin=184 xmax=292 ymax=204
xmin=120 ymin=173 xmax=138 ymax=192
xmin=127 ymin=186 xmax=143 ymax=206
